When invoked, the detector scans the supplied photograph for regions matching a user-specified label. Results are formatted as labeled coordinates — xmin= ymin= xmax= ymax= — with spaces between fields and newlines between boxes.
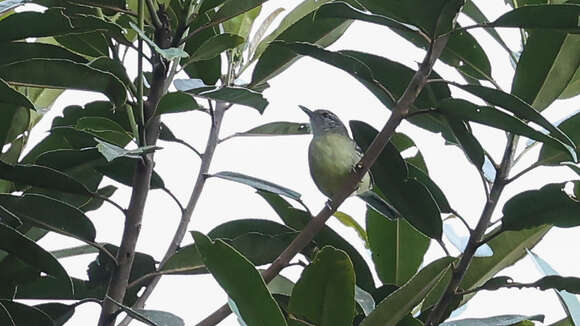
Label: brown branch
xmin=195 ymin=34 xmax=451 ymax=326
xmin=425 ymin=134 xmax=518 ymax=325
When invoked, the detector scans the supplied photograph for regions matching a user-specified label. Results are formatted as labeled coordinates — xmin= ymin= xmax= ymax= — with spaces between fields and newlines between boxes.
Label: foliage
xmin=0 ymin=0 xmax=578 ymax=325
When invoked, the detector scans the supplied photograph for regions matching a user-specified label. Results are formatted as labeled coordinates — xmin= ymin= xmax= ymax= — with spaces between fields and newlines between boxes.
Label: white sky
xmin=21 ymin=0 xmax=580 ymax=324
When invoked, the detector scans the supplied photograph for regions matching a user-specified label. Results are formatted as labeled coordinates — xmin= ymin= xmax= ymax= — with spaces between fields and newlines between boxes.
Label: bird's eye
xmin=322 ymin=112 xmax=330 ymax=119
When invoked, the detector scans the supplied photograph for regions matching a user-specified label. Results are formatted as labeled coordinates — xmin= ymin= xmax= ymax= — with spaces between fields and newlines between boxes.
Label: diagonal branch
xmin=195 ymin=34 xmax=451 ymax=326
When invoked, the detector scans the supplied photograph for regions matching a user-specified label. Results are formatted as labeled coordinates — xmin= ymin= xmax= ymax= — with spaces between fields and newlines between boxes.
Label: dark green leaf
xmin=351 ymin=121 xmax=443 ymax=239
xmin=96 ymin=157 xmax=165 ymax=189
xmin=0 ymin=78 xmax=34 ymax=110
xmin=135 ymin=310 xmax=185 ymax=326
xmin=50 ymin=244 xmax=99 ymax=259
xmin=288 ymin=246 xmax=355 ymax=326
xmin=391 ymin=132 xmax=428 ymax=173
xmin=182 ymin=13 xmax=221 ymax=85
xmin=512 ymin=30 xmax=580 ymax=111
xmin=440 ymin=314 xmax=544 ymax=326
xmin=0 ymin=194 xmax=96 ymax=242
xmin=407 ymin=163 xmax=452 ymax=213
xmin=76 ymin=117 xmax=133 ymax=146
xmin=160 ymin=244 xmax=205 ymax=274
xmin=0 ymin=300 xmax=53 ymax=326
xmin=0 ymin=8 xmax=73 ymax=42
xmin=187 ymin=33 xmax=245 ymax=62
xmin=0 ymin=161 xmax=91 ymax=195
xmin=0 ymin=223 xmax=71 ymax=287
xmin=360 ymin=257 xmax=454 ymax=326
xmin=88 ymin=57 xmax=133 ymax=90
xmin=560 ymin=66 xmax=580 ymax=99
xmin=462 ymin=1 xmax=513 ymax=57
xmin=0 ymin=59 xmax=127 ymax=108
xmin=315 ymin=1 xmax=422 ymax=34
xmin=491 ymin=4 xmax=580 ymax=32
xmin=446 ymin=118 xmax=485 ymax=169
xmin=156 ymin=92 xmax=200 ymax=115
xmin=366 ymin=208 xmax=429 ymax=286
xmin=528 ymin=250 xmax=580 ymax=325
xmin=35 ymin=303 xmax=75 ymax=326
xmin=436 ymin=98 xmax=576 ymax=161
xmin=502 ymin=182 xmax=580 ymax=230
xmin=250 ymin=0 xmax=352 ymax=86
xmin=210 ymin=0 xmax=267 ymax=28
xmin=55 ymin=32 xmax=109 ymax=58
xmin=0 ymin=105 xmax=29 ymax=147
xmin=211 ymin=171 xmax=301 ymax=201
xmin=13 ymin=277 xmax=104 ymax=301
xmin=531 ymin=275 xmax=580 ymax=294
xmin=258 ymin=191 xmax=376 ymax=293
xmin=449 ymin=83 xmax=575 ymax=149
xmin=192 ymin=232 xmax=288 ymax=326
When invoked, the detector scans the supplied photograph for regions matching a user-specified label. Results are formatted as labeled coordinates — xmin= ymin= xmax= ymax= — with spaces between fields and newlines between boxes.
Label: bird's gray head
xmin=299 ymin=105 xmax=348 ymax=137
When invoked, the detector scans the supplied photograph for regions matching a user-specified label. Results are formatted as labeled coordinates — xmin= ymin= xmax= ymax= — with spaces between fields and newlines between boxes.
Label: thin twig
xmin=450 ymin=209 xmax=473 ymax=233
xmin=144 ymin=0 xmax=163 ymax=30
xmin=95 ymin=193 xmax=126 ymax=216
xmin=506 ymin=161 xmax=541 ymax=184
xmin=196 ymin=33 xmax=452 ymax=326
xmin=162 ymin=187 xmax=185 ymax=214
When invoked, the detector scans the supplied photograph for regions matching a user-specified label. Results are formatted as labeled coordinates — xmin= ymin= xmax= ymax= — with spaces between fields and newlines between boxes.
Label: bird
xmin=299 ymin=105 xmax=398 ymax=219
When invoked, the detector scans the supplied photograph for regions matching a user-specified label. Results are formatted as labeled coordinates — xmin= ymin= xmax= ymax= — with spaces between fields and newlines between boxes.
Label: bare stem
xmin=196 ymin=34 xmax=451 ymax=326
xmin=425 ymin=133 xmax=518 ymax=325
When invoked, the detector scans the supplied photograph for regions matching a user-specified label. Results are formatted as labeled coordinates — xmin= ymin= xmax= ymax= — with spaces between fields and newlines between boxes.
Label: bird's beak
xmin=299 ymin=105 xmax=313 ymax=117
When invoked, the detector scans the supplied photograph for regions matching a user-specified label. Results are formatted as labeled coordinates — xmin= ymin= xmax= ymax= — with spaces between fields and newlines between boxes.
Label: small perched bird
xmin=300 ymin=105 xmax=398 ymax=219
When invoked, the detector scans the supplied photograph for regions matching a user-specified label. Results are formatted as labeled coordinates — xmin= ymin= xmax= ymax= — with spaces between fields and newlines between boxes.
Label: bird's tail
xmin=357 ymin=191 xmax=400 ymax=220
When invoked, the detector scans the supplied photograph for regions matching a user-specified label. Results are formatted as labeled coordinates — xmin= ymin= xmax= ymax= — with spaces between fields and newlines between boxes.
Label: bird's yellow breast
xmin=308 ymin=133 xmax=371 ymax=198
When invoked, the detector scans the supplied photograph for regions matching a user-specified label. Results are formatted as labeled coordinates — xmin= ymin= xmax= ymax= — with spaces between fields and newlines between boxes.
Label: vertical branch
xmin=425 ymin=134 xmax=518 ymax=325
xmin=97 ymin=1 xmax=171 ymax=324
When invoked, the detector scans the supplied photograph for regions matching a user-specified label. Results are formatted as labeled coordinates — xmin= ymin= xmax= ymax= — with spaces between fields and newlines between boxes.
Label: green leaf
xmin=502 ymin=182 xmax=580 ymax=230
xmin=0 ymin=300 xmax=54 ymax=326
xmin=440 ymin=314 xmax=544 ymax=326
xmin=406 ymin=163 xmax=452 ymax=213
xmin=0 ymin=59 xmax=127 ymax=108
xmin=224 ymin=121 xmax=311 ymax=140
xmin=250 ymin=0 xmax=353 ymax=86
xmin=0 ymin=8 xmax=73 ymax=42
xmin=156 ymin=91 xmax=200 ymax=115
xmin=360 ymin=257 xmax=454 ymax=326
xmin=448 ymin=83 xmax=575 ymax=149
xmin=182 ymin=14 xmax=221 ymax=85
xmin=333 ymin=211 xmax=368 ymax=248
xmin=0 ymin=223 xmax=71 ymax=287
xmin=176 ymin=82 xmax=268 ymax=113
xmin=512 ymin=30 xmax=580 ymax=111
xmin=258 ymin=191 xmax=376 ymax=293
xmin=289 ymin=246 xmax=356 ymax=326
xmin=187 ymin=33 xmax=245 ymax=62
xmin=436 ymin=98 xmax=576 ymax=162
xmin=528 ymin=250 xmax=580 ymax=325
xmin=491 ymin=4 xmax=580 ymax=32
xmin=88 ymin=57 xmax=133 ymax=90
xmin=0 ymin=194 xmax=96 ymax=242
xmin=538 ymin=112 xmax=580 ymax=165
xmin=0 ymin=78 xmax=34 ymax=110
xmin=248 ymin=7 xmax=285 ymax=58
xmin=192 ymin=232 xmax=287 ymax=326
xmin=351 ymin=121 xmax=443 ymax=239
xmin=95 ymin=138 xmax=159 ymax=162
xmin=0 ymin=161 xmax=91 ymax=195
xmin=50 ymin=244 xmax=99 ymax=259
xmin=129 ymin=22 xmax=188 ymax=60
xmin=211 ymin=171 xmax=301 ymax=201
xmin=366 ymin=208 xmax=429 ymax=286
xmin=95 ymin=157 xmax=165 ymax=189
xmin=531 ymin=275 xmax=580 ymax=294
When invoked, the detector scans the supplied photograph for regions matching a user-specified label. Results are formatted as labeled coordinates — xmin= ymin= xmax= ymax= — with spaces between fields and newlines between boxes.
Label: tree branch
xmin=195 ymin=34 xmax=451 ymax=326
xmin=425 ymin=133 xmax=518 ymax=325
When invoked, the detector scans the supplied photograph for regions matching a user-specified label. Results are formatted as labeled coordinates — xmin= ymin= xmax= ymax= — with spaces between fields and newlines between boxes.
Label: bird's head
xmin=299 ymin=105 xmax=348 ymax=137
